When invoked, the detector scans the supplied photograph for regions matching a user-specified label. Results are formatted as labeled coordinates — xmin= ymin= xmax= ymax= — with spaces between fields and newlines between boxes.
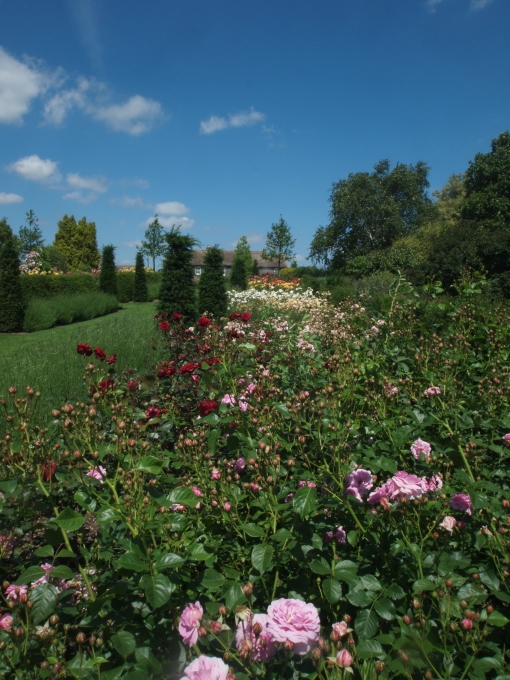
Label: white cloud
xmin=155 ymin=201 xmax=189 ymax=216
xmin=426 ymin=0 xmax=444 ymax=9
xmin=117 ymin=177 xmax=150 ymax=189
xmin=67 ymin=172 xmax=108 ymax=193
xmin=63 ymin=190 xmax=98 ymax=204
xmin=122 ymin=240 xmax=143 ymax=248
xmin=43 ymin=76 xmax=92 ymax=125
xmin=111 ymin=196 xmax=151 ymax=209
xmin=93 ymin=95 xmax=163 ymax=135
xmin=144 ymin=215 xmax=194 ymax=230
xmin=0 ymin=192 xmax=23 ymax=204
xmin=0 ymin=47 xmax=52 ymax=124
xmin=470 ymin=0 xmax=493 ymax=9
xmin=200 ymin=107 xmax=266 ymax=135
xmin=6 ymin=154 xmax=61 ymax=183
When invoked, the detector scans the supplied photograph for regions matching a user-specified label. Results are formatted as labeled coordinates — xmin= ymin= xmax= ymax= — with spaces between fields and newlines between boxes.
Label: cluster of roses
xmin=76 ymin=343 xmax=116 ymax=364
xmin=178 ymin=598 xmax=354 ymax=679
xmin=155 ymin=311 xmax=182 ymax=331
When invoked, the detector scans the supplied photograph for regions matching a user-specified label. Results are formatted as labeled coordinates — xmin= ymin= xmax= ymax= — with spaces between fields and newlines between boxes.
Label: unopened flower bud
xmin=242 ymin=583 xmax=253 ymax=596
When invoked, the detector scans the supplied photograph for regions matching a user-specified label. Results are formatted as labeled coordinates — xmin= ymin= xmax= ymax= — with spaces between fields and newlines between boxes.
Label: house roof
xmin=191 ymin=249 xmax=286 ymax=268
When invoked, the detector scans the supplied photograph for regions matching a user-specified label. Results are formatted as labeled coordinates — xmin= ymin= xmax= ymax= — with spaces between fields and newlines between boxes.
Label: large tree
xmin=158 ymin=228 xmax=198 ymax=321
xmin=230 ymin=254 xmax=248 ymax=290
xmin=133 ymin=250 xmax=148 ymax=302
xmin=262 ymin=216 xmax=296 ymax=274
xmin=233 ymin=235 xmax=253 ymax=274
xmin=53 ymin=214 xmax=100 ymax=270
xmin=0 ymin=236 xmax=24 ymax=332
xmin=0 ymin=218 xmax=15 ymax=252
xmin=18 ymin=209 xmax=44 ymax=259
xmin=99 ymin=245 xmax=118 ymax=297
xmin=141 ymin=215 xmax=166 ymax=272
xmin=309 ymin=160 xmax=436 ymax=267
xmin=460 ymin=131 xmax=510 ymax=230
xmin=198 ymin=245 xmax=227 ymax=318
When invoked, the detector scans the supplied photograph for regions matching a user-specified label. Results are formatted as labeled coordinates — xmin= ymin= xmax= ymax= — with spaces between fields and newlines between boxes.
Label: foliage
xmin=233 ymin=235 xmax=253 ymax=274
xmin=133 ymin=251 xmax=149 ymax=302
xmin=41 ymin=245 xmax=68 ymax=273
xmin=251 ymin=258 xmax=260 ymax=276
xmin=230 ymin=254 xmax=248 ymax=290
xmin=0 ymin=217 xmax=15 ymax=252
xmin=20 ymin=273 xmax=98 ymax=301
xmin=433 ymin=173 xmax=466 ymax=223
xmin=115 ymin=271 xmax=161 ymax=303
xmin=198 ymin=245 xmax=228 ymax=318
xmin=53 ymin=215 xmax=100 ymax=270
xmin=1 ymin=286 xmax=510 ymax=678
xmin=262 ymin=215 xmax=296 ymax=274
xmin=23 ymin=292 xmax=119 ymax=332
xmin=460 ymin=131 xmax=510 ymax=230
xmin=0 ymin=236 xmax=25 ymax=332
xmin=310 ymin=159 xmax=437 ymax=267
xmin=18 ymin=210 xmax=44 ymax=260
xmin=99 ymin=245 xmax=118 ymax=297
xmin=158 ymin=227 xmax=198 ymax=321
xmin=141 ymin=215 xmax=166 ymax=272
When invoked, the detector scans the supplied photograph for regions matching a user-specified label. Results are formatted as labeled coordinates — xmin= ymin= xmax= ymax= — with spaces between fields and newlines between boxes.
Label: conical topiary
xmin=251 ymin=258 xmax=259 ymax=276
xmin=0 ymin=237 xmax=25 ymax=332
xmin=230 ymin=255 xmax=247 ymax=290
xmin=99 ymin=245 xmax=118 ymax=297
xmin=198 ymin=245 xmax=227 ymax=319
xmin=133 ymin=250 xmax=148 ymax=302
xmin=158 ymin=228 xmax=198 ymax=321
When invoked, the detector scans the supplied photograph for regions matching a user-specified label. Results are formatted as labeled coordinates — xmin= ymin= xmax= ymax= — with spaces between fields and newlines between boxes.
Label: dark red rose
xmin=172 ymin=312 xmax=182 ymax=321
xmin=94 ymin=347 xmax=107 ymax=361
xmin=145 ymin=406 xmax=161 ymax=419
xmin=197 ymin=316 xmax=211 ymax=328
xmin=229 ymin=312 xmax=241 ymax=320
xmin=157 ymin=366 xmax=176 ymax=378
xmin=199 ymin=400 xmax=218 ymax=416
xmin=98 ymin=379 xmax=115 ymax=395
xmin=106 ymin=354 xmax=117 ymax=365
xmin=241 ymin=312 xmax=252 ymax=322
xmin=179 ymin=362 xmax=198 ymax=374
xmin=206 ymin=358 xmax=222 ymax=365
xmin=126 ymin=380 xmax=140 ymax=391
xmin=77 ymin=343 xmax=93 ymax=356
xmin=40 ymin=461 xmax=57 ymax=481
xmin=229 ymin=331 xmax=242 ymax=339
xmin=158 ymin=321 xmax=170 ymax=331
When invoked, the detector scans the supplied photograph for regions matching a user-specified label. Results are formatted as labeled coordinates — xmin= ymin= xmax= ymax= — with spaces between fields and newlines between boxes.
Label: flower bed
xmin=0 ymin=291 xmax=509 ymax=679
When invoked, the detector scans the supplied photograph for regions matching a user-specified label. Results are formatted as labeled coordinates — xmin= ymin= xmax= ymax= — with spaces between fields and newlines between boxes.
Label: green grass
xmin=23 ymin=292 xmax=119 ymax=332
xmin=0 ymin=302 xmax=159 ymax=422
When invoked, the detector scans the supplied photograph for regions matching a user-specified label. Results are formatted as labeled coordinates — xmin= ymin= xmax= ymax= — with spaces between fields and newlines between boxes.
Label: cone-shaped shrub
xmin=99 ymin=245 xmax=118 ymax=297
xmin=159 ymin=228 xmax=198 ymax=321
xmin=0 ymin=237 xmax=25 ymax=332
xmin=198 ymin=245 xmax=227 ymax=319
xmin=230 ymin=255 xmax=247 ymax=290
xmin=133 ymin=251 xmax=148 ymax=302
xmin=252 ymin=258 xmax=260 ymax=276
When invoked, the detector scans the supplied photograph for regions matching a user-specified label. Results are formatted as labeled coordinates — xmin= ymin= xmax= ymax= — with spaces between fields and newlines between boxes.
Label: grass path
xmin=0 ymin=302 xmax=158 ymax=422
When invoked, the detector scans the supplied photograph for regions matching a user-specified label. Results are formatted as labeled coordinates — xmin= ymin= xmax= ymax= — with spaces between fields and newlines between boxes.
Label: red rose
xmin=106 ymin=354 xmax=117 ymax=365
xmin=159 ymin=321 xmax=170 ymax=331
xmin=199 ymin=400 xmax=218 ymax=416
xmin=157 ymin=366 xmax=176 ymax=378
xmin=197 ymin=316 xmax=211 ymax=328
xmin=179 ymin=362 xmax=198 ymax=374
xmin=206 ymin=358 xmax=222 ymax=365
xmin=98 ymin=379 xmax=114 ymax=395
xmin=40 ymin=461 xmax=57 ymax=481
xmin=241 ymin=312 xmax=252 ymax=322
xmin=145 ymin=406 xmax=161 ymax=419
xmin=126 ymin=380 xmax=140 ymax=391
xmin=172 ymin=312 xmax=182 ymax=321
xmin=229 ymin=312 xmax=241 ymax=320
xmin=77 ymin=343 xmax=93 ymax=356
xmin=94 ymin=347 xmax=107 ymax=361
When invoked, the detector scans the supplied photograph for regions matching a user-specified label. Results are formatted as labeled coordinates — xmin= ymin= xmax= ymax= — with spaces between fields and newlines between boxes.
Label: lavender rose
xmin=266 ymin=598 xmax=320 ymax=655
xmin=180 ymin=655 xmax=229 ymax=680
xmin=178 ymin=601 xmax=203 ymax=646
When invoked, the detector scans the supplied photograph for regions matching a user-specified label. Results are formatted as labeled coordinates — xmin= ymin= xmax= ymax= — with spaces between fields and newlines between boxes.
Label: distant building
xmin=191 ymin=248 xmax=287 ymax=279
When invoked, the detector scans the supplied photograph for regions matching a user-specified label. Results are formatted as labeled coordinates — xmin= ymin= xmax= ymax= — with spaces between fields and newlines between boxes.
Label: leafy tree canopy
xmin=309 ymin=159 xmax=436 ymax=268
xmin=141 ymin=215 xmax=166 ymax=272
xmin=262 ymin=216 xmax=296 ymax=273
xmin=233 ymin=236 xmax=253 ymax=274
xmin=53 ymin=214 xmax=99 ymax=270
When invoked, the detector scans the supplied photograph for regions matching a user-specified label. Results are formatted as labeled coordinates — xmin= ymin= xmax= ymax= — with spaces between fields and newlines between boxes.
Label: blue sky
xmin=0 ymin=0 xmax=508 ymax=267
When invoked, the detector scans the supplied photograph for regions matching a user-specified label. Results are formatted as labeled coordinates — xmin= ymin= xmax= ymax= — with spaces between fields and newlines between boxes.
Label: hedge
xmin=117 ymin=271 xmax=161 ymax=303
xmin=20 ymin=273 xmax=98 ymax=301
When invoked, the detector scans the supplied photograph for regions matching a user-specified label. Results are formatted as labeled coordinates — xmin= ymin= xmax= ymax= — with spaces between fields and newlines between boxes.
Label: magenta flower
xmin=450 ymin=493 xmax=472 ymax=515
xmin=236 ymin=612 xmax=276 ymax=662
xmin=439 ymin=516 xmax=457 ymax=533
xmin=298 ymin=480 xmax=317 ymax=488
xmin=334 ymin=526 xmax=346 ymax=545
xmin=5 ymin=584 xmax=28 ymax=601
xmin=423 ymin=386 xmax=441 ymax=397
xmin=178 ymin=601 xmax=203 ymax=646
xmin=345 ymin=468 xmax=373 ymax=502
xmin=411 ymin=438 xmax=432 ymax=460
xmin=32 ymin=563 xmax=54 ymax=587
xmin=266 ymin=598 xmax=320 ymax=655
xmin=180 ymin=655 xmax=229 ymax=680
xmin=86 ymin=466 xmax=106 ymax=483
xmin=234 ymin=457 xmax=246 ymax=473
xmin=211 ymin=469 xmax=221 ymax=480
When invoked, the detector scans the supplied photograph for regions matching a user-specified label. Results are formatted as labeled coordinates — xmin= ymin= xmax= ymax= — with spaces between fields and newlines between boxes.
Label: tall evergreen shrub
xmin=159 ymin=228 xmax=198 ymax=321
xmin=133 ymin=251 xmax=148 ymax=302
xmin=198 ymin=246 xmax=227 ymax=319
xmin=99 ymin=245 xmax=118 ymax=297
xmin=252 ymin=259 xmax=260 ymax=276
xmin=230 ymin=255 xmax=247 ymax=290
xmin=0 ymin=237 xmax=25 ymax=332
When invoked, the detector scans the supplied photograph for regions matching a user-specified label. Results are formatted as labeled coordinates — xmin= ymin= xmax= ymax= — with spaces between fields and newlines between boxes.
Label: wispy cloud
xmin=6 ymin=154 xmax=61 ymax=183
xmin=111 ymin=196 xmax=151 ymax=209
xmin=68 ymin=0 xmax=104 ymax=72
xmin=62 ymin=190 xmax=98 ymax=204
xmin=117 ymin=177 xmax=150 ymax=189
xmin=122 ymin=240 xmax=143 ymax=248
xmin=67 ymin=172 xmax=108 ymax=193
xmin=0 ymin=192 xmax=23 ymax=204
xmin=92 ymin=95 xmax=163 ymax=135
xmin=155 ymin=201 xmax=189 ymax=216
xmin=427 ymin=0 xmax=494 ymax=10
xmin=143 ymin=215 xmax=194 ymax=230
xmin=200 ymin=107 xmax=266 ymax=135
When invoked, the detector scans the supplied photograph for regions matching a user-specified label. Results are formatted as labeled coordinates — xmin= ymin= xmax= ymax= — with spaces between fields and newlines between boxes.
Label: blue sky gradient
xmin=0 ymin=0 xmax=508 ymax=266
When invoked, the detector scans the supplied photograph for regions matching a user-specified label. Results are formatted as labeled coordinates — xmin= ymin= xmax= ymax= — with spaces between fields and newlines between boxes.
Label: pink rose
xmin=221 ymin=394 xmax=236 ymax=408
xmin=331 ymin=621 xmax=352 ymax=640
xmin=5 ymin=584 xmax=28 ymax=601
xmin=266 ymin=598 xmax=320 ymax=655
xmin=439 ymin=516 xmax=456 ymax=533
xmin=423 ymin=386 xmax=441 ymax=397
xmin=180 ymin=655 xmax=229 ymax=680
xmin=503 ymin=433 xmax=510 ymax=448
xmin=0 ymin=614 xmax=13 ymax=630
xmin=178 ymin=601 xmax=203 ymax=646
xmin=86 ymin=466 xmax=106 ymax=483
xmin=336 ymin=649 xmax=353 ymax=668
xmin=450 ymin=493 xmax=472 ymax=515
xmin=345 ymin=468 xmax=373 ymax=502
xmin=368 ymin=471 xmax=427 ymax=504
xmin=238 ymin=397 xmax=249 ymax=412
xmin=236 ymin=612 xmax=276 ymax=662
xmin=411 ymin=438 xmax=432 ymax=460
xmin=211 ymin=469 xmax=221 ymax=480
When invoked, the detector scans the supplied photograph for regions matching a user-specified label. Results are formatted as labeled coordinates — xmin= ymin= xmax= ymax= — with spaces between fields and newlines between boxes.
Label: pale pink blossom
xmin=180 ymin=655 xmax=229 ymax=680
xmin=336 ymin=649 xmax=354 ymax=668
xmin=0 ymin=614 xmax=13 ymax=630
xmin=368 ymin=471 xmax=427 ymax=505
xmin=236 ymin=612 xmax=276 ymax=662
xmin=411 ymin=439 xmax=432 ymax=460
xmin=298 ymin=480 xmax=316 ymax=488
xmin=345 ymin=468 xmax=373 ymax=502
xmin=238 ymin=397 xmax=249 ymax=412
xmin=331 ymin=621 xmax=352 ymax=640
xmin=503 ymin=433 xmax=510 ymax=448
xmin=170 ymin=504 xmax=186 ymax=512
xmin=425 ymin=474 xmax=443 ymax=492
xmin=424 ymin=386 xmax=441 ymax=397
xmin=190 ymin=486 xmax=203 ymax=497
xmin=261 ymin=369 xmax=270 ymax=377
xmin=450 ymin=493 xmax=472 ymax=515
xmin=439 ymin=516 xmax=456 ymax=533
xmin=221 ymin=394 xmax=236 ymax=407
xmin=266 ymin=598 xmax=320 ymax=655
xmin=245 ymin=383 xmax=256 ymax=394
xmin=211 ymin=469 xmax=221 ymax=480
xmin=178 ymin=601 xmax=203 ymax=646
xmin=31 ymin=563 xmax=54 ymax=587
xmin=223 ymin=502 xmax=231 ymax=512
xmin=86 ymin=466 xmax=106 ymax=483
xmin=5 ymin=584 xmax=28 ymax=601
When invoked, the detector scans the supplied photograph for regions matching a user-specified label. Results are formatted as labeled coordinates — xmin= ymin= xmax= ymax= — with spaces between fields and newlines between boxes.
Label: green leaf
xmin=96 ymin=507 xmax=122 ymax=525
xmin=251 ymin=544 xmax=274 ymax=574
xmin=374 ymin=598 xmax=397 ymax=620
xmin=153 ymin=553 xmax=185 ymax=571
xmin=479 ymin=568 xmax=500 ymax=592
xmin=293 ymin=486 xmax=317 ymax=517
xmin=111 ymin=631 xmax=136 ymax=659
xmin=357 ymin=639 xmax=384 ymax=658
xmin=385 ymin=584 xmax=406 ymax=600
xmin=413 ymin=578 xmax=436 ymax=592
xmin=360 ymin=574 xmax=382 ymax=591
xmin=15 ymin=566 xmax=46 ymax=585
xmin=141 ymin=573 xmax=174 ymax=608
xmin=74 ymin=489 xmax=97 ymax=512
xmin=133 ymin=456 xmax=165 ymax=474
xmin=347 ymin=589 xmax=374 ymax=607
xmin=202 ymin=569 xmax=225 ymax=591
xmin=273 ymin=403 xmax=291 ymax=417
xmin=240 ymin=523 xmax=266 ymax=538
xmin=50 ymin=566 xmax=74 ymax=580
xmin=355 ymin=609 xmax=379 ymax=639
xmin=31 ymin=584 xmax=58 ymax=624
xmin=272 ymin=528 xmax=293 ymax=542
xmin=100 ymin=667 xmax=125 ymax=680
xmin=34 ymin=545 xmax=54 ymax=557
xmin=135 ymin=648 xmax=162 ymax=675
xmin=472 ymin=657 xmax=502 ymax=672
xmin=188 ymin=543 xmax=211 ymax=561
xmin=114 ymin=552 xmax=148 ymax=572
xmin=309 ymin=559 xmax=331 ymax=575
xmin=488 ymin=610 xmax=510 ymax=627
xmin=54 ymin=507 xmax=85 ymax=532
xmin=224 ymin=582 xmax=246 ymax=610
xmin=123 ymin=670 xmax=150 ymax=680
xmin=323 ymin=578 xmax=342 ymax=604
xmin=166 ymin=487 xmax=201 ymax=508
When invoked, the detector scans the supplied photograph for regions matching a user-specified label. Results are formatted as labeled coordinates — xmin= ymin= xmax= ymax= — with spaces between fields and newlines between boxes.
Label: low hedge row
xmin=20 ymin=273 xmax=98 ymax=301
xmin=23 ymin=292 xmax=119 ymax=332
xmin=117 ymin=271 xmax=161 ymax=303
